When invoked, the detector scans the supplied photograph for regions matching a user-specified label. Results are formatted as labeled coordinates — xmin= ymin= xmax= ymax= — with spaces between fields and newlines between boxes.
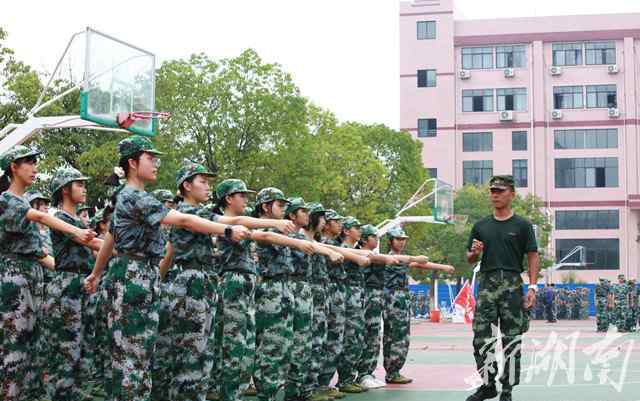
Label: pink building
xmin=399 ymin=0 xmax=640 ymax=283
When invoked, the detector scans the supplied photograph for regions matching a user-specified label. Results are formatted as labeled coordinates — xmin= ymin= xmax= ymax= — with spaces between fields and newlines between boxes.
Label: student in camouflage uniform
xmin=77 ymin=203 xmax=91 ymax=226
xmin=44 ymin=166 xmax=106 ymax=400
xmin=357 ymin=224 xmax=386 ymax=388
xmin=84 ymin=136 xmax=252 ymax=401
xmin=284 ymin=198 xmax=343 ymax=401
xmin=595 ymin=278 xmax=610 ymax=331
xmin=212 ymin=179 xmax=315 ymax=401
xmin=153 ymin=188 xmax=176 ymax=210
xmin=0 ymin=146 xmax=96 ymax=401
xmin=626 ymin=279 xmax=638 ymax=332
xmin=465 ymin=175 xmax=539 ymax=401
xmin=612 ymin=274 xmax=629 ymax=332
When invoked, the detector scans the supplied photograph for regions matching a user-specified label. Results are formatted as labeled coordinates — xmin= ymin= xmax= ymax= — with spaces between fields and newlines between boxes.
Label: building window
xmin=556 ymin=238 xmax=619 ymax=270
xmin=553 ymin=86 xmax=583 ymax=109
xmin=463 ymin=132 xmax=493 ymax=152
xmin=585 ymin=41 xmax=616 ymax=65
xmin=586 ymin=85 xmax=617 ymax=108
xmin=497 ymin=88 xmax=527 ymax=111
xmin=463 ymin=160 xmax=493 ymax=185
xmin=418 ymin=118 xmax=437 ymax=137
xmin=555 ymin=157 xmax=618 ymax=188
xmin=512 ymin=131 xmax=527 ymax=151
xmin=427 ymin=168 xmax=438 ymax=179
xmin=552 ymin=43 xmax=583 ymax=66
xmin=462 ymin=89 xmax=494 ymax=112
xmin=461 ymin=47 xmax=494 ymax=69
xmin=417 ymin=69 xmax=436 ymax=87
xmin=556 ymin=210 xmax=620 ymax=230
xmin=417 ymin=21 xmax=436 ymax=40
xmin=554 ymin=129 xmax=618 ymax=150
xmin=496 ymin=45 xmax=527 ymax=68
xmin=512 ymin=159 xmax=528 ymax=187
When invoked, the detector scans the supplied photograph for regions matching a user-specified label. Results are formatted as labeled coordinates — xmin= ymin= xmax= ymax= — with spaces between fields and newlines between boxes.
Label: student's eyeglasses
xmin=150 ymin=157 xmax=161 ymax=168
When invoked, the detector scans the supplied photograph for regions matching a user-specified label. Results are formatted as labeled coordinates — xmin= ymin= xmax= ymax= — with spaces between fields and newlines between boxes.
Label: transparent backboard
xmin=79 ymin=28 xmax=156 ymax=136
xmin=433 ymin=180 xmax=454 ymax=223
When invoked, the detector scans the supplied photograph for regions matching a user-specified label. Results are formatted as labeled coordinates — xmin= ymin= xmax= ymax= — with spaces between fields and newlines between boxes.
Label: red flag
xmin=453 ymin=281 xmax=476 ymax=323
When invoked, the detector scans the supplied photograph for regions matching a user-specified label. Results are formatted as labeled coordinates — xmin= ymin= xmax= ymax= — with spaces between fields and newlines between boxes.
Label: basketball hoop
xmin=116 ymin=111 xmax=170 ymax=130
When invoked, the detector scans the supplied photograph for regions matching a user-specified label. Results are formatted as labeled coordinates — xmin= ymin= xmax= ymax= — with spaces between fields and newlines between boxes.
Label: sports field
xmin=349 ymin=318 xmax=638 ymax=401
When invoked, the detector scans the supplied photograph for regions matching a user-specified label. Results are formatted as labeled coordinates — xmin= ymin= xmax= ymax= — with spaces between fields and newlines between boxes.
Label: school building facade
xmin=399 ymin=0 xmax=640 ymax=283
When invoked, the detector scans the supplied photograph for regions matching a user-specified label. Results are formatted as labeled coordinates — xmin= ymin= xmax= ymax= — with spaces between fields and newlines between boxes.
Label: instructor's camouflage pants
xmin=383 ymin=288 xmax=410 ymax=380
xmin=255 ymin=278 xmax=293 ymax=401
xmin=337 ymin=285 xmax=364 ymax=387
xmin=472 ymin=270 xmax=525 ymax=390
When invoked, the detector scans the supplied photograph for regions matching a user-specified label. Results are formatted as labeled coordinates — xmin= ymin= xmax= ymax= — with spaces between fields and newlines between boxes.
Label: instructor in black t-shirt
xmin=464 ymin=175 xmax=539 ymax=401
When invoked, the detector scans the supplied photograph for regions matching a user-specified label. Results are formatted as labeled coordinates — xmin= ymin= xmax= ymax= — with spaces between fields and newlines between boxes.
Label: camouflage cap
xmin=176 ymin=159 xmax=215 ymax=188
xmin=360 ymin=224 xmax=378 ymax=238
xmin=216 ymin=179 xmax=255 ymax=200
xmin=284 ymin=197 xmax=308 ymax=216
xmin=325 ymin=209 xmax=344 ymax=221
xmin=0 ymin=145 xmax=41 ymax=171
xmin=618 ymin=273 xmax=625 ymax=279
xmin=387 ymin=225 xmax=409 ymax=239
xmin=25 ymin=190 xmax=49 ymax=204
xmin=255 ymin=187 xmax=288 ymax=207
xmin=118 ymin=135 xmax=164 ymax=159
xmin=307 ymin=202 xmax=326 ymax=215
xmin=342 ymin=216 xmax=362 ymax=229
xmin=489 ymin=175 xmax=516 ymax=190
xmin=152 ymin=189 xmax=174 ymax=203
xmin=49 ymin=166 xmax=90 ymax=196
xmin=76 ymin=203 xmax=91 ymax=213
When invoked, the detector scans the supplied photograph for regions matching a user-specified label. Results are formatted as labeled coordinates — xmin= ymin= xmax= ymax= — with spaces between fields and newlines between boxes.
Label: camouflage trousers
xmin=207 ymin=277 xmax=221 ymax=396
xmin=472 ymin=270 xmax=526 ymax=390
xmin=151 ymin=266 xmax=178 ymax=401
xmin=96 ymin=272 xmax=114 ymax=397
xmin=383 ymin=288 xmax=410 ymax=380
xmin=31 ymin=263 xmax=47 ymax=398
xmin=304 ymin=283 xmax=328 ymax=393
xmin=318 ymin=281 xmax=346 ymax=388
xmin=109 ymin=256 xmax=160 ymax=401
xmin=81 ymin=289 xmax=100 ymax=380
xmin=625 ymin=306 xmax=638 ymax=332
xmin=0 ymin=258 xmax=39 ymax=401
xmin=285 ymin=280 xmax=313 ymax=400
xmin=41 ymin=271 xmax=87 ymax=400
xmin=614 ymin=303 xmax=628 ymax=331
xmin=254 ymin=278 xmax=293 ymax=401
xmin=337 ymin=285 xmax=364 ymax=387
xmin=595 ymin=298 xmax=609 ymax=331
xmin=219 ymin=271 xmax=256 ymax=401
xmin=167 ymin=267 xmax=217 ymax=401
xmin=358 ymin=287 xmax=384 ymax=378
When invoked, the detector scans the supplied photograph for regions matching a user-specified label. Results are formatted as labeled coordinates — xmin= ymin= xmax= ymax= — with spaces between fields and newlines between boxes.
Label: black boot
xmin=499 ymin=390 xmax=512 ymax=401
xmin=465 ymin=384 xmax=498 ymax=401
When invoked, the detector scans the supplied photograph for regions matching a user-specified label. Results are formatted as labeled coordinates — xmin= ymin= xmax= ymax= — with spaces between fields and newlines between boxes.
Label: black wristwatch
xmin=224 ymin=225 xmax=233 ymax=239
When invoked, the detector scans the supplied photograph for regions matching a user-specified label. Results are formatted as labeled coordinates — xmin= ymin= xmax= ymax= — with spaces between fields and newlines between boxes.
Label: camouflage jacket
xmin=384 ymin=251 xmax=409 ymax=290
xmin=51 ymin=210 xmax=92 ymax=273
xmin=289 ymin=231 xmax=311 ymax=279
xmin=170 ymin=202 xmax=218 ymax=271
xmin=323 ymin=237 xmax=346 ymax=281
xmin=256 ymin=228 xmax=293 ymax=278
xmin=0 ymin=191 xmax=44 ymax=259
xmin=342 ymin=242 xmax=363 ymax=287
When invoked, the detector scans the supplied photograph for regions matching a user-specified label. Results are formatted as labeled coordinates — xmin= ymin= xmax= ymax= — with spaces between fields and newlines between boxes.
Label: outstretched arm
xmin=251 ymin=231 xmax=315 ymax=254
xmin=162 ymin=210 xmax=251 ymax=241
xmin=216 ymin=215 xmax=296 ymax=235
xmin=27 ymin=209 xmax=96 ymax=243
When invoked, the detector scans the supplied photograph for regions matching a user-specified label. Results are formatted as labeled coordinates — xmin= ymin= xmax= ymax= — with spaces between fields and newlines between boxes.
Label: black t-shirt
xmin=466 ymin=213 xmax=538 ymax=273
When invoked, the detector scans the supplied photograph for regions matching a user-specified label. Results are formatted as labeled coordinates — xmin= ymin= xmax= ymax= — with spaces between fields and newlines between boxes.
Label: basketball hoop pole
xmin=547 ymin=245 xmax=586 ymax=284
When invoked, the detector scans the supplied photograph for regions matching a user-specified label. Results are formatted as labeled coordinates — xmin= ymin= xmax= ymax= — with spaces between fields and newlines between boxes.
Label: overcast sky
xmin=2 ymin=0 xmax=640 ymax=130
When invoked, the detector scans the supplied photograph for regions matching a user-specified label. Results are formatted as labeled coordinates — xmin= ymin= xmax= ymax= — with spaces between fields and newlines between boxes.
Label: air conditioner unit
xmin=459 ymin=69 xmax=471 ymax=80
xmin=550 ymin=66 xmax=562 ymax=76
xmin=504 ymin=68 xmax=515 ymax=78
xmin=552 ymin=109 xmax=563 ymax=119
xmin=608 ymin=108 xmax=620 ymax=118
xmin=607 ymin=64 xmax=619 ymax=74
xmin=499 ymin=110 xmax=514 ymax=121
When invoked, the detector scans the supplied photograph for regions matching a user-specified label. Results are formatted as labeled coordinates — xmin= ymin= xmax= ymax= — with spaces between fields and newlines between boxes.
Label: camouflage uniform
xmin=0 ymin=172 xmax=47 ymax=401
xmin=108 ymin=134 xmax=169 ymax=401
xmin=626 ymin=279 xmax=638 ymax=332
xmin=336 ymin=217 xmax=365 ymax=389
xmin=382 ymin=227 xmax=412 ymax=383
xmin=318 ymin=210 xmax=347 ymax=390
xmin=215 ymin=179 xmax=257 ymax=401
xmin=357 ymin=225 xmax=385 ymax=380
xmin=595 ymin=279 xmax=610 ymax=332
xmin=613 ymin=275 xmax=629 ymax=332
xmin=284 ymin=197 xmax=314 ymax=401
xmin=254 ymin=188 xmax=295 ymax=401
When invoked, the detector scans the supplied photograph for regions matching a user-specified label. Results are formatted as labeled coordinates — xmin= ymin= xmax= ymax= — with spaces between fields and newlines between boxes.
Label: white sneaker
xmin=359 ymin=375 xmax=385 ymax=389
xmin=372 ymin=377 xmax=387 ymax=388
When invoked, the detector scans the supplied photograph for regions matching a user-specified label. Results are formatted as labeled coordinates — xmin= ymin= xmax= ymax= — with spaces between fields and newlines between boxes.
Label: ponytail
xmin=0 ymin=170 xmax=10 ymax=193
xmin=105 ymin=151 xmax=143 ymax=206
